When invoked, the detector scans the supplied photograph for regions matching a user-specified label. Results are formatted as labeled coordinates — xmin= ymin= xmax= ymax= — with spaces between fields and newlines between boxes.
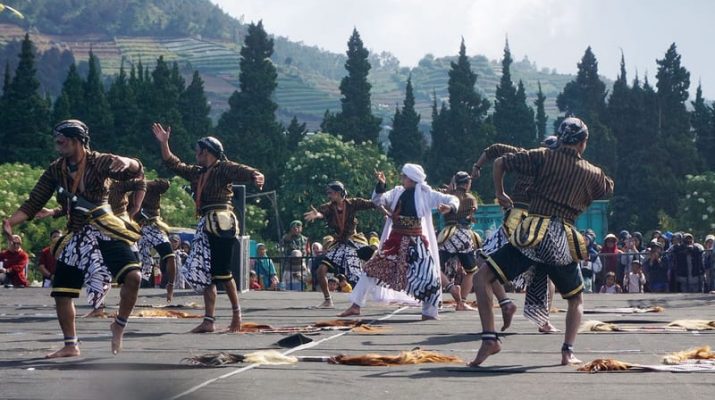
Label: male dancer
xmin=470 ymin=117 xmax=613 ymax=366
xmin=304 ymin=181 xmax=379 ymax=309
xmin=135 ymin=178 xmax=176 ymax=302
xmin=3 ymin=119 xmax=144 ymax=357
xmin=152 ymin=123 xmax=264 ymax=333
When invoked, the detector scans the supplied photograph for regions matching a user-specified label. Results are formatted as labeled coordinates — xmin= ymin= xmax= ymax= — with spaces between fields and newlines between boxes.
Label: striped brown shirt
xmin=108 ymin=179 xmax=147 ymax=214
xmin=20 ymin=151 xmax=144 ymax=232
xmin=484 ymin=143 xmax=531 ymax=205
xmin=443 ymin=188 xmax=477 ymax=226
xmin=164 ymin=154 xmax=258 ymax=210
xmin=317 ymin=198 xmax=376 ymax=242
xmin=141 ymin=179 xmax=170 ymax=218
xmin=501 ymin=146 xmax=614 ymax=223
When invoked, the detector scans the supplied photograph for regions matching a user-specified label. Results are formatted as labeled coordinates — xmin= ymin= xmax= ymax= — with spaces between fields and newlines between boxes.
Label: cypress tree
xmin=82 ymin=50 xmax=113 ymax=151
xmin=53 ymin=63 xmax=84 ymax=123
xmin=388 ymin=76 xmax=424 ymax=165
xmin=179 ymin=70 xmax=211 ymax=138
xmin=217 ymin=20 xmax=285 ymax=189
xmin=286 ymin=116 xmax=307 ymax=151
xmin=321 ymin=28 xmax=381 ymax=144
xmin=534 ymin=81 xmax=548 ymax=139
xmin=0 ymin=34 xmax=51 ymax=165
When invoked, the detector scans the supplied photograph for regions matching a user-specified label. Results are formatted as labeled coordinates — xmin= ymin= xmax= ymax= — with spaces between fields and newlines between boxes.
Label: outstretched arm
xmin=493 ymin=157 xmax=513 ymax=209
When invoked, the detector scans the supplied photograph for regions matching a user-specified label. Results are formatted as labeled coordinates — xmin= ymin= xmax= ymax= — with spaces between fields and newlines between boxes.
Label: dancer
xmin=3 ymin=119 xmax=144 ymax=357
xmin=303 ymin=181 xmax=379 ymax=309
xmin=152 ymin=123 xmax=264 ymax=333
xmin=470 ymin=117 xmax=613 ymax=366
xmin=339 ymin=164 xmax=459 ymax=320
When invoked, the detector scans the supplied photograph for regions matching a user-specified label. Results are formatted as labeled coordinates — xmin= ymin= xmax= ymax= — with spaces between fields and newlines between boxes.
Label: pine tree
xmin=534 ymin=81 xmax=548 ymax=139
xmin=321 ymin=28 xmax=382 ymax=144
xmin=107 ymin=62 xmax=140 ymax=159
xmin=217 ymin=21 xmax=285 ymax=189
xmin=0 ymin=34 xmax=51 ymax=165
xmin=388 ymin=76 xmax=424 ymax=165
xmin=82 ymin=50 xmax=113 ymax=151
xmin=556 ymin=46 xmax=617 ymax=175
xmin=427 ymin=39 xmax=491 ymax=186
xmin=53 ymin=63 xmax=84 ymax=123
xmin=286 ymin=116 xmax=307 ymax=151
xmin=179 ymin=70 xmax=211 ymax=138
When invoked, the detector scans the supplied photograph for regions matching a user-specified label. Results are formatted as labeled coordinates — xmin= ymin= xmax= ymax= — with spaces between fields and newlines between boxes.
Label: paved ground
xmin=1 ymin=288 xmax=714 ymax=400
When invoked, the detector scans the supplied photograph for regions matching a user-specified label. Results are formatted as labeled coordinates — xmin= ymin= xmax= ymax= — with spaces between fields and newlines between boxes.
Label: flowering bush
xmin=675 ymin=172 xmax=715 ymax=237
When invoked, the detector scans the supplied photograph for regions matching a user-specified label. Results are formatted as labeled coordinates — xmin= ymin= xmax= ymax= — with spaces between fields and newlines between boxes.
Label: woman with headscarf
xmin=303 ymin=180 xmax=380 ymax=309
xmin=338 ymin=164 xmax=459 ymax=320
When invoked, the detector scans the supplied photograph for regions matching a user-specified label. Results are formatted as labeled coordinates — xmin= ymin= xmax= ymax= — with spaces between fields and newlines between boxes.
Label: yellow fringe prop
xmin=329 ymin=349 xmax=463 ymax=366
xmin=578 ymin=359 xmax=634 ymax=372
xmin=579 ymin=320 xmax=621 ymax=332
xmin=662 ymin=346 xmax=715 ymax=365
xmin=666 ymin=320 xmax=715 ymax=331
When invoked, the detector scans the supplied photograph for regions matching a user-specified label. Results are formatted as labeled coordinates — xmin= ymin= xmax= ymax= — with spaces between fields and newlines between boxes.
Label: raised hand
xmin=151 ymin=123 xmax=171 ymax=144
xmin=303 ymin=206 xmax=322 ymax=223
xmin=374 ymin=169 xmax=386 ymax=184
xmin=437 ymin=203 xmax=453 ymax=215
xmin=496 ymin=192 xmax=514 ymax=209
xmin=471 ymin=163 xmax=481 ymax=179
xmin=109 ymin=156 xmax=131 ymax=173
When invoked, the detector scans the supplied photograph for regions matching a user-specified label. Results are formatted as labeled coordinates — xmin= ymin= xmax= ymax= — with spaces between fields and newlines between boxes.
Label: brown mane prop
xmin=578 ymin=346 xmax=715 ymax=373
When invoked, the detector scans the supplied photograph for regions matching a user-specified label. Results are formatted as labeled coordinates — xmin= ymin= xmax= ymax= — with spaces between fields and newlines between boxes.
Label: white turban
xmin=401 ymin=163 xmax=426 ymax=184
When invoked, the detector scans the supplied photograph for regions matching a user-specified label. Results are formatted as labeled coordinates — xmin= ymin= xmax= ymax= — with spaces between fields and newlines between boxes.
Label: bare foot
xmin=561 ymin=350 xmax=582 ymax=365
xmin=538 ymin=322 xmax=561 ymax=334
xmin=110 ymin=321 xmax=125 ymax=355
xmin=468 ymin=340 xmax=501 ymax=367
xmin=455 ymin=302 xmax=477 ymax=311
xmin=225 ymin=316 xmax=241 ymax=333
xmin=500 ymin=302 xmax=517 ymax=331
xmin=45 ymin=345 xmax=80 ymax=359
xmin=82 ymin=308 xmax=107 ymax=318
xmin=313 ymin=299 xmax=334 ymax=309
xmin=190 ymin=320 xmax=215 ymax=333
xmin=337 ymin=304 xmax=360 ymax=317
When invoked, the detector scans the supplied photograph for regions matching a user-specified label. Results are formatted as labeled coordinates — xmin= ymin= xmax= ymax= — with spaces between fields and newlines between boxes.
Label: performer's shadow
xmin=0 ymin=356 xmax=195 ymax=371
xmin=410 ymin=332 xmax=518 ymax=346
xmin=362 ymin=364 xmax=561 ymax=379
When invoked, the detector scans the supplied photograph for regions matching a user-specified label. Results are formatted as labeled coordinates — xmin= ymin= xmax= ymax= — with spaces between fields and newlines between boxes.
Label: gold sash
xmin=509 ymin=215 xmax=588 ymax=261
xmin=503 ymin=207 xmax=529 ymax=237
xmin=89 ymin=207 xmax=141 ymax=244
xmin=204 ymin=209 xmax=239 ymax=238
xmin=437 ymin=225 xmax=482 ymax=248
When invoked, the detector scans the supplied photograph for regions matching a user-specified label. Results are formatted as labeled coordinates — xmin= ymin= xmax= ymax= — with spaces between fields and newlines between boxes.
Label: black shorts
xmin=484 ymin=243 xmax=583 ymax=299
xmin=439 ymin=250 xmax=479 ymax=274
xmin=207 ymin=234 xmax=237 ymax=282
xmin=154 ymin=241 xmax=175 ymax=261
xmin=52 ymin=240 xmax=140 ymax=298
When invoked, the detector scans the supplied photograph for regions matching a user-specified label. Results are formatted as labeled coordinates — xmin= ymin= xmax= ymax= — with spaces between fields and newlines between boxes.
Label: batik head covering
xmin=326 ymin=181 xmax=347 ymax=197
xmin=557 ymin=117 xmax=589 ymax=145
xmin=53 ymin=119 xmax=90 ymax=148
xmin=541 ymin=135 xmax=560 ymax=149
xmin=197 ymin=136 xmax=227 ymax=161
xmin=454 ymin=171 xmax=471 ymax=185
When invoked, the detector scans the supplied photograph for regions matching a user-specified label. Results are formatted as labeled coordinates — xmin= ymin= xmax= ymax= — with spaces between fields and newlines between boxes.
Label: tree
xmin=53 ymin=63 xmax=84 ymax=123
xmin=218 ymin=21 xmax=286 ymax=189
xmin=388 ymin=75 xmax=424 ymax=166
xmin=179 ymin=70 xmax=211 ymax=138
xmin=81 ymin=50 xmax=113 ymax=151
xmin=321 ymin=28 xmax=382 ymax=144
xmin=279 ymin=133 xmax=397 ymax=240
xmin=492 ymin=40 xmax=535 ymax=148
xmin=692 ymin=83 xmax=713 ymax=170
xmin=427 ymin=39 xmax=491 ymax=187
xmin=534 ymin=81 xmax=548 ymax=139
xmin=107 ymin=62 xmax=140 ymax=159
xmin=674 ymin=172 xmax=715 ymax=238
xmin=0 ymin=34 xmax=51 ymax=165
xmin=286 ymin=116 xmax=307 ymax=152
xmin=556 ymin=46 xmax=616 ymax=175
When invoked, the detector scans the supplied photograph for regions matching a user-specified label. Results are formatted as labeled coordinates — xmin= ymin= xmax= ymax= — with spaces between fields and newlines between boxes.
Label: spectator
xmin=644 ymin=241 xmax=668 ymax=293
xmin=252 ymin=243 xmax=278 ymax=290
xmin=650 ymin=230 xmax=662 ymax=242
xmin=600 ymin=233 xmax=622 ymax=288
xmin=599 ymin=272 xmax=623 ymax=294
xmin=0 ymin=235 xmax=29 ymax=288
xmin=704 ymin=235 xmax=715 ymax=292
xmin=579 ymin=235 xmax=602 ymax=293
xmin=624 ymin=260 xmax=646 ymax=293
xmin=672 ymin=233 xmax=705 ymax=292
xmin=309 ymin=242 xmax=325 ymax=291
xmin=618 ymin=230 xmax=631 ymax=250
xmin=282 ymin=250 xmax=308 ymax=291
xmin=169 ymin=235 xmax=186 ymax=289
xmin=632 ymin=232 xmax=644 ymax=252
xmin=249 ymin=271 xmax=262 ymax=290
xmin=619 ymin=235 xmax=644 ymax=280
xmin=336 ymin=274 xmax=353 ymax=293
xmin=38 ymin=230 xmax=61 ymax=288
xmin=280 ymin=220 xmax=309 ymax=257
xmin=327 ymin=277 xmax=339 ymax=292
xmin=180 ymin=241 xmax=191 ymax=256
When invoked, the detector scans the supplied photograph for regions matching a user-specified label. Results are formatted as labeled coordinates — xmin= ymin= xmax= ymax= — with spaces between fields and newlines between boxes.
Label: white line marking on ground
xmin=166 ymin=306 xmax=409 ymax=400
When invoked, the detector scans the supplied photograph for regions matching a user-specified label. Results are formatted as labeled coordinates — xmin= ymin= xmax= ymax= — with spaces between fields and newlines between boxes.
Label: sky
xmin=213 ymin=0 xmax=715 ymax=98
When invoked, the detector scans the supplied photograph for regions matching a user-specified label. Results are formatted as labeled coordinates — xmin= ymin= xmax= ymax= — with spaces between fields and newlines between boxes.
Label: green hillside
xmin=0 ymin=0 xmax=594 ymax=132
